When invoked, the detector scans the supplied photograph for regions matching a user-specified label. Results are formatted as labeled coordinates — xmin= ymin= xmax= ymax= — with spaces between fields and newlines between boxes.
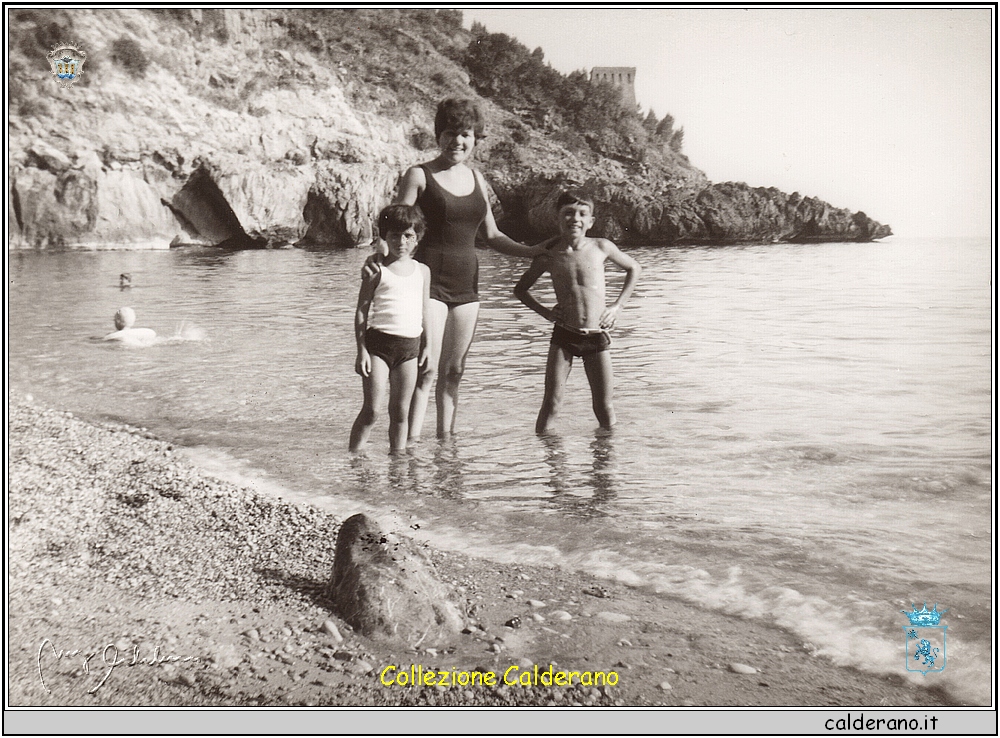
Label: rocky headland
xmin=8 ymin=8 xmax=891 ymax=251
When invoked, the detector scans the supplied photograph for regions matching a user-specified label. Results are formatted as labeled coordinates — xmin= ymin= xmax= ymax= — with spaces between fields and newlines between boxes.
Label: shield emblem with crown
xmin=46 ymin=44 xmax=87 ymax=88
xmin=901 ymin=603 xmax=947 ymax=675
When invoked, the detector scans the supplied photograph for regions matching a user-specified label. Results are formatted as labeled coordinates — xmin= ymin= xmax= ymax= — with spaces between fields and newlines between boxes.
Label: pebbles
xmin=8 ymin=400 xmax=343 ymax=607
xmin=351 ymin=660 xmax=373 ymax=675
xmin=595 ymin=611 xmax=631 ymax=623
xmin=322 ymin=621 xmax=344 ymax=643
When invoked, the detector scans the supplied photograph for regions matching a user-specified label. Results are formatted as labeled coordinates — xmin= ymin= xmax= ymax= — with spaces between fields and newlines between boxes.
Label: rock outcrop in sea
xmin=8 ymin=9 xmax=891 ymax=250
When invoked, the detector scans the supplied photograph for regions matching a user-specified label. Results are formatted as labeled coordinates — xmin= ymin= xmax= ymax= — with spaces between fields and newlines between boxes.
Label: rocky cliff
xmin=8 ymin=9 xmax=891 ymax=250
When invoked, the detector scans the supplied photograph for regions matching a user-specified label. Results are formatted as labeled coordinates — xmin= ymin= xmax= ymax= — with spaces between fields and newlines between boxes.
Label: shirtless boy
xmin=514 ymin=191 xmax=641 ymax=433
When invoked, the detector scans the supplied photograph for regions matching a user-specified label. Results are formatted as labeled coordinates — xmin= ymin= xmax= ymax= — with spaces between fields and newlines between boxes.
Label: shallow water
xmin=7 ymin=236 xmax=992 ymax=703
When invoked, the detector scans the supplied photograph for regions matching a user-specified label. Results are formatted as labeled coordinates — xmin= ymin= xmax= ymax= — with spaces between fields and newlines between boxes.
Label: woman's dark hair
xmin=378 ymin=204 xmax=426 ymax=239
xmin=434 ymin=98 xmax=486 ymax=139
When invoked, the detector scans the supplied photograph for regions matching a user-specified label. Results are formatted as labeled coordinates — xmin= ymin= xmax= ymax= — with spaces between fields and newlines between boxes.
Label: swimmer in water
xmin=102 ymin=307 xmax=158 ymax=347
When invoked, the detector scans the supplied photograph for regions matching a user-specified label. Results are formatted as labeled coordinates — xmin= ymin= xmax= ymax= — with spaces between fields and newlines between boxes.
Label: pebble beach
xmin=7 ymin=396 xmax=955 ymax=708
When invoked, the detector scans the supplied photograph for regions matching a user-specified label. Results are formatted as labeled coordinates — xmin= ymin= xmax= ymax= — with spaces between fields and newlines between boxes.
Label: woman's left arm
xmin=475 ymin=170 xmax=540 ymax=259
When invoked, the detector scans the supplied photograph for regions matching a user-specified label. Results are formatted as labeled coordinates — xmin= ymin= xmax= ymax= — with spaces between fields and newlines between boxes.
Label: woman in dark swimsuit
xmin=394 ymin=98 xmax=537 ymax=440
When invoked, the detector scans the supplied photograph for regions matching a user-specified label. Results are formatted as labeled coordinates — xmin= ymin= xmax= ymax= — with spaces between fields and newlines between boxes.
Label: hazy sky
xmin=463 ymin=7 xmax=994 ymax=238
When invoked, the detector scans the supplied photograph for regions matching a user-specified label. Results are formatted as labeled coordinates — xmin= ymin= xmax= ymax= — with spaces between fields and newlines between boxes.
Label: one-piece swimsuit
xmin=414 ymin=164 xmax=488 ymax=306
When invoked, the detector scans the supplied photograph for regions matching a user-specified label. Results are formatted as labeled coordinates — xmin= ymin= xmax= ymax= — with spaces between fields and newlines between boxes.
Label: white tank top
xmin=369 ymin=262 xmax=424 ymax=338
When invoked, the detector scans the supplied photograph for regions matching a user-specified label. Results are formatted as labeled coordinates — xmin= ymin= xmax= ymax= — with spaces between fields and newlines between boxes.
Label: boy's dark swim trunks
xmin=366 ymin=328 xmax=421 ymax=370
xmin=550 ymin=324 xmax=611 ymax=357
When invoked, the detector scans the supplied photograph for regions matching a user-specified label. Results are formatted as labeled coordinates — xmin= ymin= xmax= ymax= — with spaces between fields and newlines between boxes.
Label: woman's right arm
xmin=393 ymin=166 xmax=425 ymax=206
xmin=365 ymin=166 xmax=426 ymax=274
xmin=473 ymin=170 xmax=543 ymax=259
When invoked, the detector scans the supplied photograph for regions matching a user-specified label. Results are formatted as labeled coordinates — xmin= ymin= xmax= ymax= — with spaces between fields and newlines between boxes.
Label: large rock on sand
xmin=326 ymin=514 xmax=463 ymax=646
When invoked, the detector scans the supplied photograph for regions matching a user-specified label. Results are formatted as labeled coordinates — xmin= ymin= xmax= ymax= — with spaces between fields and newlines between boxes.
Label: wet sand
xmin=7 ymin=396 xmax=953 ymax=708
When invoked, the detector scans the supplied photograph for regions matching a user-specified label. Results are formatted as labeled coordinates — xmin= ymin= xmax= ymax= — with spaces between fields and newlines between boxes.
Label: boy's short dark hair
xmin=556 ymin=189 xmax=596 ymax=215
xmin=434 ymin=98 xmax=486 ymax=139
xmin=378 ymin=204 xmax=426 ymax=240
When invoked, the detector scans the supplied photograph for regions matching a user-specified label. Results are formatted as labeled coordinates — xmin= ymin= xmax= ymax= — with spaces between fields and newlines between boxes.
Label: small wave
xmin=405 ymin=525 xmax=990 ymax=706
xmin=94 ymin=321 xmax=206 ymax=348
xmin=579 ymin=550 xmax=990 ymax=706
xmin=167 ymin=321 xmax=207 ymax=342
xmin=175 ymin=445 xmax=990 ymax=706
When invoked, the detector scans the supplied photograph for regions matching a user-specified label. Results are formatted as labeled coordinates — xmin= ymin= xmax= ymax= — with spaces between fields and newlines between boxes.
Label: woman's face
xmin=437 ymin=127 xmax=476 ymax=165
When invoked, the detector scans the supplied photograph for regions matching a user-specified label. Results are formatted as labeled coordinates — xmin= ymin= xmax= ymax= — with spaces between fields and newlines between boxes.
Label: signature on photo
xmin=37 ymin=639 xmax=200 ymax=695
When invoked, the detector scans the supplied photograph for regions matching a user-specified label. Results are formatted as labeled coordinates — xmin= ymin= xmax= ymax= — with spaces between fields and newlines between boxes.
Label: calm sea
xmin=6 ymin=236 xmax=992 ymax=704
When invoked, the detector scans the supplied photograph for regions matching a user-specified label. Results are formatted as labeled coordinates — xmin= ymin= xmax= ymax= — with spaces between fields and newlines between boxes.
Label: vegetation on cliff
xmin=7 ymin=9 xmax=890 ymax=249
xmin=464 ymin=23 xmax=684 ymax=165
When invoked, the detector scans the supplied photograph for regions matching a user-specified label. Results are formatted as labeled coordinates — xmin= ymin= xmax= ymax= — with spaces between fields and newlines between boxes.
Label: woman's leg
xmin=408 ymin=299 xmax=448 ymax=441
xmin=349 ymin=357 xmax=389 ymax=451
xmin=436 ymin=301 xmax=480 ymax=437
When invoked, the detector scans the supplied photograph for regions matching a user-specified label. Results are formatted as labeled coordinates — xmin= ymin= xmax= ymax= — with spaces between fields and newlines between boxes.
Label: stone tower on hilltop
xmin=590 ymin=67 xmax=637 ymax=109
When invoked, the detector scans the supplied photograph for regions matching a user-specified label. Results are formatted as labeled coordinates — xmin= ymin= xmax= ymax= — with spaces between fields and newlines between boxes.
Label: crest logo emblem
xmin=901 ymin=603 xmax=947 ymax=674
xmin=46 ymin=44 xmax=87 ymax=88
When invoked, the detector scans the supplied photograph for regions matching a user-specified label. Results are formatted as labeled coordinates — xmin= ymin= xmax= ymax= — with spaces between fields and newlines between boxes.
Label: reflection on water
xmin=421 ymin=438 xmax=470 ymax=500
xmin=540 ymin=432 xmax=618 ymax=518
xmin=7 ymin=238 xmax=992 ymax=703
xmin=348 ymin=437 xmax=477 ymax=501
xmin=393 ymin=438 xmax=470 ymax=500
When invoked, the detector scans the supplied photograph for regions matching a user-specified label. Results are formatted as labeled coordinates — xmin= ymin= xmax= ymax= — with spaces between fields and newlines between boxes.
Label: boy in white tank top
xmin=350 ymin=205 xmax=431 ymax=454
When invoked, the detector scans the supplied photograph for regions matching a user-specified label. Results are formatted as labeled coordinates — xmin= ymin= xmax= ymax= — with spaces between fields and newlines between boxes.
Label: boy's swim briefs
xmin=366 ymin=328 xmax=421 ymax=369
xmin=550 ymin=324 xmax=611 ymax=357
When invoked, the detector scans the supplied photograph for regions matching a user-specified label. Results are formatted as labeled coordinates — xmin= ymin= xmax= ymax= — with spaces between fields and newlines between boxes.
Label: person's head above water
xmin=114 ymin=307 xmax=137 ymax=331
xmin=103 ymin=306 xmax=157 ymax=345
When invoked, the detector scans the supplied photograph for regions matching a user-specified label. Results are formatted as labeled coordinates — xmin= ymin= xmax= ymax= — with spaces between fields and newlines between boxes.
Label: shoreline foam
xmin=7 ymin=396 xmax=958 ymax=707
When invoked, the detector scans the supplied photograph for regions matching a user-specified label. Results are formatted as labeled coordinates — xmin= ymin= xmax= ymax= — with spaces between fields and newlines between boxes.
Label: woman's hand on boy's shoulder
xmin=362 ymin=245 xmax=385 ymax=279
xmin=534 ymin=235 xmax=560 ymax=254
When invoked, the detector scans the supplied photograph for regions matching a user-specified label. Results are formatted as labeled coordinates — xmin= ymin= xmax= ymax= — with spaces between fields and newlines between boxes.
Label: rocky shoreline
xmin=8 ymin=395 xmax=950 ymax=707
